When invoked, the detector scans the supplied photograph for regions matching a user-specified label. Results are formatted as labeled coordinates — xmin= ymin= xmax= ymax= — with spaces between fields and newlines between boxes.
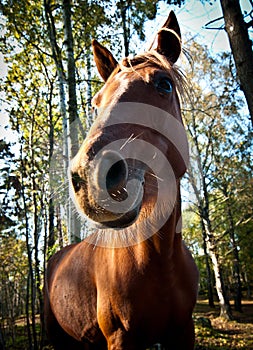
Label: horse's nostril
xmin=106 ymin=159 xmax=128 ymax=192
xmin=94 ymin=150 xmax=129 ymax=201
xmin=71 ymin=172 xmax=82 ymax=192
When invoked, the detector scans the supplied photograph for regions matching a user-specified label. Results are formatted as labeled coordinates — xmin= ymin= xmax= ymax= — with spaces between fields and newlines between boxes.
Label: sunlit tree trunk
xmin=48 ymin=79 xmax=55 ymax=249
xmin=187 ymin=119 xmax=232 ymax=319
xmin=200 ymin=216 xmax=215 ymax=308
xmin=44 ymin=0 xmax=69 ymax=231
xmin=44 ymin=0 xmax=80 ymax=244
xmin=222 ymin=184 xmax=242 ymax=312
xmin=85 ymin=41 xmax=93 ymax=130
xmin=203 ymin=215 xmax=232 ymax=320
xmin=62 ymin=0 xmax=81 ymax=243
xmin=20 ymin=146 xmax=38 ymax=350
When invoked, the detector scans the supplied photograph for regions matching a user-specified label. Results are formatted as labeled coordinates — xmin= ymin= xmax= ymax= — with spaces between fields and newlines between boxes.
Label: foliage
xmin=0 ymin=0 xmax=252 ymax=347
xmin=0 ymin=140 xmax=20 ymax=232
xmin=182 ymin=39 xmax=253 ymax=315
xmin=1 ymin=1 xmax=178 ymax=348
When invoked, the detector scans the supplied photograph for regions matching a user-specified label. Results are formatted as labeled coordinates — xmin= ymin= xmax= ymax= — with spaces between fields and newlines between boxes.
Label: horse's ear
xmin=92 ymin=39 xmax=118 ymax=81
xmin=156 ymin=11 xmax=181 ymax=63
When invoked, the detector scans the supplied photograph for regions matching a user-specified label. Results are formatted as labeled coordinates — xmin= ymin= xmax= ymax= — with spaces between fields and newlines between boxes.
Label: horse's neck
xmin=152 ymin=204 xmax=182 ymax=254
xmin=133 ymin=186 xmax=183 ymax=267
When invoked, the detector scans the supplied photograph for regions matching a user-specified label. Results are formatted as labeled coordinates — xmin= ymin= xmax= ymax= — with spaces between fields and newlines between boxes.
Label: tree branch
xmin=246 ymin=19 xmax=253 ymax=28
xmin=204 ymin=16 xmax=225 ymax=30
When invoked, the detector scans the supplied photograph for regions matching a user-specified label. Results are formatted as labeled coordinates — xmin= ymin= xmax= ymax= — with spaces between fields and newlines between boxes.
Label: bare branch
xmin=204 ymin=16 xmax=225 ymax=31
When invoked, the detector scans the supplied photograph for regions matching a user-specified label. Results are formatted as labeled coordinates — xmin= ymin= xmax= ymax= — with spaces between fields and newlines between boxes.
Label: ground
xmin=194 ymin=299 xmax=253 ymax=350
xmin=2 ymin=300 xmax=253 ymax=349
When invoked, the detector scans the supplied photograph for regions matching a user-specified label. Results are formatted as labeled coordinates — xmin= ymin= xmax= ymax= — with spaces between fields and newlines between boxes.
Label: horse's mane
xmin=112 ymin=50 xmax=188 ymax=98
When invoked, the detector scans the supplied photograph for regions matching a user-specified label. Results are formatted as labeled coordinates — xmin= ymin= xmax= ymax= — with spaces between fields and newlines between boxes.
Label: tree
xmin=205 ymin=0 xmax=253 ymax=127
xmin=62 ymin=0 xmax=81 ymax=242
xmin=0 ymin=3 xmax=174 ymax=348
xmin=183 ymin=39 xmax=252 ymax=318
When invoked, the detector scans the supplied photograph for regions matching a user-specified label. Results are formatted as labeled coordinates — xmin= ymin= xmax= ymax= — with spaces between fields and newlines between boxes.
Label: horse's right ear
xmin=156 ymin=11 xmax=182 ymax=64
xmin=92 ymin=40 xmax=118 ymax=81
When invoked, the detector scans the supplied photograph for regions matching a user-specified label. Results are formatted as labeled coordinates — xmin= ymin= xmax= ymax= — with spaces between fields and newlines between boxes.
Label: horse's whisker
xmin=147 ymin=172 xmax=164 ymax=182
xmin=120 ymin=133 xmax=135 ymax=150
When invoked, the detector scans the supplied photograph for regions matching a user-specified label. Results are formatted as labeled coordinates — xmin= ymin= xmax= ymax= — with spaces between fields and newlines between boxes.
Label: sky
xmin=0 ymin=0 xmax=252 ymax=141
xmin=146 ymin=0 xmax=252 ymax=53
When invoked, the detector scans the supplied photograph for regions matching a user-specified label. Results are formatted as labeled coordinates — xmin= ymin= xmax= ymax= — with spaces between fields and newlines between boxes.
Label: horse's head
xmin=69 ymin=12 xmax=189 ymax=245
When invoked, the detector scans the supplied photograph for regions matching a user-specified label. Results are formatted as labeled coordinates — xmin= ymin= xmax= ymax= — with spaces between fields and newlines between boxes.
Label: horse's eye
xmin=155 ymin=77 xmax=173 ymax=94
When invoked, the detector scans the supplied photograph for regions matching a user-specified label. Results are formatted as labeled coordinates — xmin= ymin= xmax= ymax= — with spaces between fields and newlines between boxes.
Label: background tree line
xmin=0 ymin=0 xmax=252 ymax=349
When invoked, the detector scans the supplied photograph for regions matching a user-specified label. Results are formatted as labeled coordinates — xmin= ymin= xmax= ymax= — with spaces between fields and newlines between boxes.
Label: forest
xmin=0 ymin=0 xmax=253 ymax=349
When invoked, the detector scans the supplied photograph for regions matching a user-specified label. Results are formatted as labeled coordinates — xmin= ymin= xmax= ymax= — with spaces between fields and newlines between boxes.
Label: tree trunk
xmin=202 ymin=209 xmax=232 ymax=319
xmin=243 ymin=271 xmax=251 ymax=299
xmin=187 ymin=141 xmax=232 ymax=319
xmin=44 ymin=0 xmax=69 ymax=235
xmin=0 ymin=324 xmax=5 ymax=350
xmin=62 ymin=0 xmax=81 ymax=243
xmin=200 ymin=217 xmax=215 ymax=308
xmin=20 ymin=146 xmax=37 ymax=349
xmin=56 ymin=205 xmax=64 ymax=248
xmin=48 ymin=80 xmax=55 ymax=249
xmin=85 ymin=41 xmax=93 ymax=130
xmin=62 ymin=0 xmax=79 ymax=157
xmin=44 ymin=0 xmax=80 ymax=244
xmin=220 ymin=0 xmax=253 ymax=126
xmin=120 ymin=0 xmax=130 ymax=57
xmin=208 ymin=244 xmax=232 ymax=319
xmin=222 ymin=185 xmax=242 ymax=312
xmin=201 ymin=208 xmax=232 ymax=319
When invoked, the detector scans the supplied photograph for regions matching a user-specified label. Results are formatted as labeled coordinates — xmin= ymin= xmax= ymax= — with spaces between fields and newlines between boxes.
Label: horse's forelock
xmin=115 ymin=50 xmax=188 ymax=99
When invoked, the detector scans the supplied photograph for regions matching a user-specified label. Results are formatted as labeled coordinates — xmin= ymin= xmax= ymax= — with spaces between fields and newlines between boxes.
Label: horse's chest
xmin=95 ymin=265 xmax=180 ymax=335
xmin=50 ymin=251 xmax=194 ymax=345
xmin=50 ymin=263 xmax=99 ymax=341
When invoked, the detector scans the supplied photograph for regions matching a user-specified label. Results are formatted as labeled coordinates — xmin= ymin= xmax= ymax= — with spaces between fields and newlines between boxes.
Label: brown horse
xmin=44 ymin=11 xmax=199 ymax=350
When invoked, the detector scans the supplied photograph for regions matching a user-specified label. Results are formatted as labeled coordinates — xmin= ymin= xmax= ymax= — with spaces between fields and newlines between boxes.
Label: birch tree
xmin=183 ymin=40 xmax=252 ymax=318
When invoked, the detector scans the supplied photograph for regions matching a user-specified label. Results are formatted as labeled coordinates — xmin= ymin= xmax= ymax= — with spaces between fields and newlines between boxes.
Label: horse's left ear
xmin=156 ymin=11 xmax=182 ymax=63
xmin=92 ymin=39 xmax=118 ymax=81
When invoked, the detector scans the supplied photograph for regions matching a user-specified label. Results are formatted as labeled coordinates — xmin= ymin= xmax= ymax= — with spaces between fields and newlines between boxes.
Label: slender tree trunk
xmin=44 ymin=0 xmax=68 ymax=210
xmin=48 ymin=79 xmax=55 ymax=249
xmin=85 ymin=41 xmax=93 ymax=130
xmin=200 ymin=216 xmax=215 ymax=308
xmin=20 ymin=146 xmax=37 ymax=349
xmin=220 ymin=0 xmax=253 ymax=126
xmin=208 ymin=244 xmax=232 ymax=319
xmin=222 ymin=185 xmax=242 ymax=312
xmin=56 ymin=204 xmax=64 ymax=248
xmin=120 ymin=0 xmax=130 ymax=57
xmin=25 ymin=271 xmax=32 ymax=350
xmin=62 ymin=0 xmax=79 ymax=157
xmin=243 ymin=271 xmax=251 ymax=299
xmin=187 ymin=138 xmax=232 ymax=319
xmin=30 ymin=117 xmax=41 ymax=350
xmin=44 ymin=0 xmax=80 ymax=244
xmin=0 ymin=324 xmax=5 ymax=350
xmin=62 ymin=0 xmax=81 ymax=243
xmin=202 ymin=209 xmax=232 ymax=319
xmin=41 ymin=193 xmax=48 ymax=349
xmin=203 ymin=216 xmax=232 ymax=319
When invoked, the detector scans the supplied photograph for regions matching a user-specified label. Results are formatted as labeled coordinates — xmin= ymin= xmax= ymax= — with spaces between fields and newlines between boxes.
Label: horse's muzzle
xmin=70 ymin=150 xmax=145 ymax=228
